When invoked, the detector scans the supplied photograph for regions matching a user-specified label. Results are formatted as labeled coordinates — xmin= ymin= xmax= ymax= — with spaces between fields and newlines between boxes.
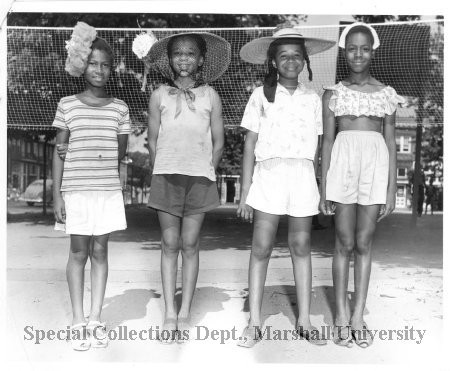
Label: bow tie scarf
xmin=168 ymin=87 xmax=197 ymax=119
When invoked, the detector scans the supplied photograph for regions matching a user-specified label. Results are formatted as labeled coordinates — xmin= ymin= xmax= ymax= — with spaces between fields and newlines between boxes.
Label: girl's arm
xmin=53 ymin=128 xmax=70 ymax=223
xmin=147 ymin=88 xmax=162 ymax=168
xmin=314 ymin=136 xmax=322 ymax=177
xmin=320 ymin=90 xmax=337 ymax=215
xmin=210 ymin=89 xmax=225 ymax=170
xmin=237 ymin=130 xmax=258 ymax=222
xmin=118 ymin=134 xmax=128 ymax=161
xmin=378 ymin=113 xmax=397 ymax=221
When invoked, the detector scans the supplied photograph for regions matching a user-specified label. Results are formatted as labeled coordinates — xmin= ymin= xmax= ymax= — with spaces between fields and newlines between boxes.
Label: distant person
xmin=425 ymin=178 xmax=436 ymax=215
xmin=145 ymin=32 xmax=229 ymax=343
xmin=53 ymin=22 xmax=131 ymax=350
xmin=237 ymin=23 xmax=335 ymax=347
xmin=320 ymin=22 xmax=405 ymax=347
xmin=416 ymin=170 xmax=426 ymax=217
xmin=417 ymin=184 xmax=425 ymax=216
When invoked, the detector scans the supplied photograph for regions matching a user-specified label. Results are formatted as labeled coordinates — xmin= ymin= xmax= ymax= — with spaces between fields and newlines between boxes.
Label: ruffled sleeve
xmin=384 ymin=86 xmax=407 ymax=115
xmin=323 ymin=84 xmax=340 ymax=113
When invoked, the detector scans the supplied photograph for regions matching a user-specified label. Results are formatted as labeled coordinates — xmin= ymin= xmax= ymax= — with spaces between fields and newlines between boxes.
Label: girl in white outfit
xmin=237 ymin=24 xmax=335 ymax=347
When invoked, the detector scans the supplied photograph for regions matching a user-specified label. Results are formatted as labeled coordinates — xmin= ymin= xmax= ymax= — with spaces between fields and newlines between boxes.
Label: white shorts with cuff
xmin=246 ymin=158 xmax=319 ymax=217
xmin=54 ymin=190 xmax=127 ymax=235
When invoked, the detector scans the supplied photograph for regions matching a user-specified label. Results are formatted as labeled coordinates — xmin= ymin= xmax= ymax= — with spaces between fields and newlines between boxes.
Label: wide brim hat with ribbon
xmin=240 ymin=26 xmax=336 ymax=64
xmin=147 ymin=32 xmax=231 ymax=83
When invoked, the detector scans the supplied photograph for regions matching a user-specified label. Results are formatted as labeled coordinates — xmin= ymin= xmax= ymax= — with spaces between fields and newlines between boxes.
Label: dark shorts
xmin=147 ymin=174 xmax=220 ymax=217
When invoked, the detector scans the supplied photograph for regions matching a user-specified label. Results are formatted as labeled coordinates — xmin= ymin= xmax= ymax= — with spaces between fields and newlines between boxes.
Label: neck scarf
xmin=168 ymin=85 xmax=196 ymax=119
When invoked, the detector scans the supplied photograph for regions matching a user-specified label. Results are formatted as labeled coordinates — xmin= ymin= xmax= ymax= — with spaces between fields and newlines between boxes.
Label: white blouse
xmin=241 ymin=84 xmax=322 ymax=162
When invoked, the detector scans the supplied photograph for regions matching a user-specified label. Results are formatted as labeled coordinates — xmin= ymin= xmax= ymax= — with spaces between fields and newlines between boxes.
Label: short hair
xmin=167 ymin=34 xmax=207 ymax=58
xmin=345 ymin=25 xmax=375 ymax=47
xmin=91 ymin=37 xmax=114 ymax=65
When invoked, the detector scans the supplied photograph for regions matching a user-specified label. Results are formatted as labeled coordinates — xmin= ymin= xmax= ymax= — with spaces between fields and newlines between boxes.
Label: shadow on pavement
xmin=100 ymin=286 xmax=233 ymax=330
xmin=102 ymin=288 xmax=161 ymax=329
xmin=240 ymin=285 xmax=366 ymax=329
xmin=176 ymin=286 xmax=233 ymax=327
xmin=7 ymin=212 xmax=54 ymax=225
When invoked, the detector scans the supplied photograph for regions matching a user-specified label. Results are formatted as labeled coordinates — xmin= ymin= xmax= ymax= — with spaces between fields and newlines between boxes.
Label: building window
xmin=396 ymin=136 xmax=412 ymax=153
xmin=397 ymin=167 xmax=407 ymax=178
xmin=396 ymin=185 xmax=407 ymax=208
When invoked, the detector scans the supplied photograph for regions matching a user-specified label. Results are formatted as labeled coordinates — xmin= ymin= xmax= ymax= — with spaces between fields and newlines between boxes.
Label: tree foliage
xmin=353 ymin=15 xmax=422 ymax=23
xmin=7 ymin=13 xmax=306 ymax=28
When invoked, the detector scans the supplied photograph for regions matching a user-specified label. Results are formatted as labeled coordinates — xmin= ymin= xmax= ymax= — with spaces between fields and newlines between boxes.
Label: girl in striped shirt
xmin=52 ymin=23 xmax=131 ymax=350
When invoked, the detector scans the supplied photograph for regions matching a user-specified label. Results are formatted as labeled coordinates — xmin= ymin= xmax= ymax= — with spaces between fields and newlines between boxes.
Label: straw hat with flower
xmin=240 ymin=23 xmax=336 ymax=64
xmin=146 ymin=32 xmax=231 ymax=83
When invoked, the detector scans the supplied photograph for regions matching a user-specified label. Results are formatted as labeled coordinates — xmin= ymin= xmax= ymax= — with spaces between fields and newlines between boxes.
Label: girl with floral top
xmin=320 ymin=22 xmax=405 ymax=348
xmin=237 ymin=24 xmax=335 ymax=347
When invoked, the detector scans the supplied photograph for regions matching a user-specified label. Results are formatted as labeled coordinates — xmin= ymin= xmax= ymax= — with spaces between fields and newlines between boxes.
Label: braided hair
xmin=167 ymin=34 xmax=207 ymax=88
xmin=263 ymin=38 xmax=313 ymax=103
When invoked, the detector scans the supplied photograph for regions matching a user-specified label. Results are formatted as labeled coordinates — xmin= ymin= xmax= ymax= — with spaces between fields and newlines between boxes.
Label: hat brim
xmin=240 ymin=36 xmax=336 ymax=64
xmin=148 ymin=32 xmax=231 ymax=82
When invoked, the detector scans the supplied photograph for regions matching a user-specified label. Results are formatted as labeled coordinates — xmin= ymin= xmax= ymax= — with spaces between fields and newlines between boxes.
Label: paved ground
xmin=6 ymin=202 xmax=444 ymax=366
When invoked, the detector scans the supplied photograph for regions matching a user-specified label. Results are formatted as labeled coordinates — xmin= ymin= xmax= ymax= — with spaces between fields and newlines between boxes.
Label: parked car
xmin=19 ymin=179 xmax=53 ymax=206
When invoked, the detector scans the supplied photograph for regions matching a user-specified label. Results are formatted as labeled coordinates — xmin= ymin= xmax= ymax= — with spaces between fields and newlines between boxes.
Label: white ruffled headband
xmin=65 ymin=22 xmax=97 ymax=77
xmin=338 ymin=22 xmax=380 ymax=49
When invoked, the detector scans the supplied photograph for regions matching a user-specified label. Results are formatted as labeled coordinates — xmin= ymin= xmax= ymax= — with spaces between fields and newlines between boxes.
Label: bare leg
xmin=287 ymin=216 xmax=313 ymax=328
xmin=89 ymin=233 xmax=109 ymax=322
xmin=248 ymin=210 xmax=280 ymax=328
xmin=178 ymin=213 xmax=205 ymax=319
xmin=333 ymin=204 xmax=356 ymax=327
xmin=158 ymin=211 xmax=181 ymax=341
xmin=351 ymin=204 xmax=379 ymax=327
xmin=67 ymin=235 xmax=91 ymax=325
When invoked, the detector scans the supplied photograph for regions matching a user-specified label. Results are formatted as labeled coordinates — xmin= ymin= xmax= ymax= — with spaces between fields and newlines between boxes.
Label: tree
xmin=127 ymin=151 xmax=152 ymax=187
xmin=421 ymin=18 xmax=443 ymax=178
xmin=353 ymin=15 xmax=421 ymax=23
xmin=8 ymin=13 xmax=307 ymax=28
xmin=218 ymin=128 xmax=245 ymax=175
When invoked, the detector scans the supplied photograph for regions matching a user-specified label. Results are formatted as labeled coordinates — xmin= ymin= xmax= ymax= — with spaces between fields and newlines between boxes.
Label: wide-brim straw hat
xmin=147 ymin=32 xmax=231 ymax=83
xmin=240 ymin=27 xmax=336 ymax=64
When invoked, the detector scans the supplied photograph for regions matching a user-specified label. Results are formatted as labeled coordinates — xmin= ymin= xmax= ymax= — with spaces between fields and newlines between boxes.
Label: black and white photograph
xmin=2 ymin=0 xmax=446 ymax=367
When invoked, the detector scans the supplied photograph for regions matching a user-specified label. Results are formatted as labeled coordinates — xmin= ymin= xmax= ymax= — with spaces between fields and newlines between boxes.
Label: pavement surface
xmin=6 ymin=201 xmax=444 ymax=365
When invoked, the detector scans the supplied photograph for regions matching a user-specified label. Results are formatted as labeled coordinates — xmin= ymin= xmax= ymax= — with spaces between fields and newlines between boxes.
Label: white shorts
xmin=54 ymin=190 xmax=127 ymax=235
xmin=326 ymin=130 xmax=389 ymax=205
xmin=246 ymin=158 xmax=319 ymax=217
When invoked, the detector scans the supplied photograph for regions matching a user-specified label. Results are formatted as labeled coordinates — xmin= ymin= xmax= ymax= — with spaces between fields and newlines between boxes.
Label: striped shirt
xmin=52 ymin=95 xmax=131 ymax=192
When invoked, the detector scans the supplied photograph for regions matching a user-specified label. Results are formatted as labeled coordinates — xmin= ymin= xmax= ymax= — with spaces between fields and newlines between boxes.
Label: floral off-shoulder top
xmin=324 ymin=81 xmax=406 ymax=118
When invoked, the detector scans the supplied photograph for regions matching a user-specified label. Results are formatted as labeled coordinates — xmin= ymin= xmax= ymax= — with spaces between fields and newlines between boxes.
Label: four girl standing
xmin=54 ymin=21 xmax=403 ymax=349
